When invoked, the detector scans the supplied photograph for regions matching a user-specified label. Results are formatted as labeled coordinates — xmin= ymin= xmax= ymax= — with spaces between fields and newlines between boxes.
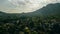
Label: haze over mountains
xmin=0 ymin=3 xmax=60 ymax=17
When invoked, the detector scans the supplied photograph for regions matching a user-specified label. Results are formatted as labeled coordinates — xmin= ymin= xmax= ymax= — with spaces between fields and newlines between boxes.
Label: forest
xmin=0 ymin=15 xmax=60 ymax=34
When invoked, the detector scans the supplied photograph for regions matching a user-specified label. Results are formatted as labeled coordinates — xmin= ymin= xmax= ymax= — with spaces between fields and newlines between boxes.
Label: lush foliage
xmin=0 ymin=15 xmax=60 ymax=34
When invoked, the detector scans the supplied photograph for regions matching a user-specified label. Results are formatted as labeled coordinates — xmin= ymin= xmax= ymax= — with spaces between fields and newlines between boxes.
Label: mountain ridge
xmin=0 ymin=3 xmax=60 ymax=17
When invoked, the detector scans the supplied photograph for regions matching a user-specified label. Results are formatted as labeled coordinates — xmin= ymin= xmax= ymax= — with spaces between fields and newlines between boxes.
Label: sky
xmin=0 ymin=0 xmax=60 ymax=13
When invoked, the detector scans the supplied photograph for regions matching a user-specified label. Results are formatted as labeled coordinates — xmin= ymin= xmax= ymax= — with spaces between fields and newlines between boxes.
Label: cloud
xmin=0 ymin=0 xmax=60 ymax=13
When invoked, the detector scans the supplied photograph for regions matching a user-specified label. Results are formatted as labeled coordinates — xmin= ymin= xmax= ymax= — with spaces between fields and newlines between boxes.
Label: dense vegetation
xmin=0 ymin=15 xmax=60 ymax=34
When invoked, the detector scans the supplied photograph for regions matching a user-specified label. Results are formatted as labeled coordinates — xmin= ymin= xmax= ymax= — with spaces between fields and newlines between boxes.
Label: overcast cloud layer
xmin=0 ymin=0 xmax=60 ymax=13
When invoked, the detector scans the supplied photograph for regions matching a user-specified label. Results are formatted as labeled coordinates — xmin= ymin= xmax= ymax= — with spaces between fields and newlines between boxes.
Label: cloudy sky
xmin=0 ymin=0 xmax=60 ymax=13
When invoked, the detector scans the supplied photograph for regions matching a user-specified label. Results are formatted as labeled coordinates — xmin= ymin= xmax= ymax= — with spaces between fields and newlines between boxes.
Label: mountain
xmin=0 ymin=3 xmax=60 ymax=17
xmin=21 ymin=3 xmax=60 ymax=17
xmin=0 ymin=11 xmax=7 ymax=16
xmin=33 ymin=3 xmax=60 ymax=16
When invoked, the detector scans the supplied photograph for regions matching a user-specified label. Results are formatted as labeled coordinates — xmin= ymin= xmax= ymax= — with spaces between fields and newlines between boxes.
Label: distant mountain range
xmin=0 ymin=3 xmax=60 ymax=17
xmin=35 ymin=3 xmax=60 ymax=16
